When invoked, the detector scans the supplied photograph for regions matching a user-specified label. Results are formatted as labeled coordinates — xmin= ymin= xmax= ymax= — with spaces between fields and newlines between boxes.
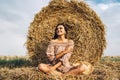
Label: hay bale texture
xmin=26 ymin=0 xmax=106 ymax=65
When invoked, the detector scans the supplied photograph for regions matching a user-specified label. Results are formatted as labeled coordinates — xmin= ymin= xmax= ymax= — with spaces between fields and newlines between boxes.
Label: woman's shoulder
xmin=50 ymin=39 xmax=57 ymax=43
xmin=68 ymin=39 xmax=74 ymax=43
xmin=49 ymin=39 xmax=74 ymax=45
xmin=50 ymin=39 xmax=74 ymax=42
xmin=49 ymin=39 xmax=58 ymax=45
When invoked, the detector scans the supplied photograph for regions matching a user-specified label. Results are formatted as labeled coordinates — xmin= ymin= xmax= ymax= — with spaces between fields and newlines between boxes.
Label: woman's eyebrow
xmin=58 ymin=27 xmax=63 ymax=29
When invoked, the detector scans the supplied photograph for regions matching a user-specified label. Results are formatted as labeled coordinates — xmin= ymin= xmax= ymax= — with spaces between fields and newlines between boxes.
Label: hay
xmin=26 ymin=0 xmax=106 ymax=65
xmin=0 ymin=62 xmax=119 ymax=80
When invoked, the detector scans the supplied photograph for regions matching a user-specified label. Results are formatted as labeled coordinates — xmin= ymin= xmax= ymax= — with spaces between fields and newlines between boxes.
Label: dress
xmin=46 ymin=40 xmax=74 ymax=73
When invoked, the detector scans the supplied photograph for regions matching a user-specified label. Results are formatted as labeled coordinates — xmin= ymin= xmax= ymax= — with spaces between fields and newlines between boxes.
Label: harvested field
xmin=0 ymin=56 xmax=119 ymax=80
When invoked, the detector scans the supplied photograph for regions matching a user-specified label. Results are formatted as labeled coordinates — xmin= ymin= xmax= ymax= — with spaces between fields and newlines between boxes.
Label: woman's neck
xmin=57 ymin=35 xmax=67 ymax=42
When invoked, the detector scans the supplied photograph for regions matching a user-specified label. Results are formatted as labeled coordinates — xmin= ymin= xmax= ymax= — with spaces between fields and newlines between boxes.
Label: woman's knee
xmin=38 ymin=63 xmax=50 ymax=73
xmin=38 ymin=63 xmax=45 ymax=70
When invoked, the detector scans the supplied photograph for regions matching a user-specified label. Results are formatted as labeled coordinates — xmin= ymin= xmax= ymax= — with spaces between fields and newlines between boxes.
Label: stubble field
xmin=0 ymin=56 xmax=119 ymax=80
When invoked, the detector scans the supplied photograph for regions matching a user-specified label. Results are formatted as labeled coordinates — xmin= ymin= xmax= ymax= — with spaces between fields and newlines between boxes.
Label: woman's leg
xmin=64 ymin=64 xmax=85 ymax=75
xmin=38 ymin=62 xmax=63 ymax=76
xmin=38 ymin=63 xmax=52 ymax=73
xmin=64 ymin=62 xmax=93 ymax=75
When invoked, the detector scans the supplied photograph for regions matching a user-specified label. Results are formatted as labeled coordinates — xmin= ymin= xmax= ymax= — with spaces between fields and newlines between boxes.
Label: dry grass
xmin=0 ymin=56 xmax=119 ymax=80
xmin=0 ymin=56 xmax=31 ymax=68
xmin=26 ymin=0 xmax=106 ymax=65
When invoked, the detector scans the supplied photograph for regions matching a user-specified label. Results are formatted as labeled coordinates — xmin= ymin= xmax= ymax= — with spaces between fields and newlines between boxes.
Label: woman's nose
xmin=58 ymin=28 xmax=60 ymax=31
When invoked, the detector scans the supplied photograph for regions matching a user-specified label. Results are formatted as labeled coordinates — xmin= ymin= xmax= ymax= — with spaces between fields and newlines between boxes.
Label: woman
xmin=38 ymin=23 xmax=94 ymax=76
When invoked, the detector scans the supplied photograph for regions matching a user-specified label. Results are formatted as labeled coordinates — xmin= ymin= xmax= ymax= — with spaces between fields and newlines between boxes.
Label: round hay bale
xmin=26 ymin=0 xmax=106 ymax=65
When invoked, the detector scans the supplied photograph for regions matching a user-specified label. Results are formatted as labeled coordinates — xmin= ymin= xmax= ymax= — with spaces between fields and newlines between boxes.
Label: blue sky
xmin=0 ymin=0 xmax=120 ymax=56
xmin=93 ymin=0 xmax=120 ymax=3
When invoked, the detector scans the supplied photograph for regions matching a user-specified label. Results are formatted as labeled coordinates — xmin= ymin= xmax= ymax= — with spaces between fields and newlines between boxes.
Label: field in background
xmin=0 ymin=56 xmax=120 ymax=80
xmin=0 ymin=56 xmax=119 ymax=68
xmin=0 ymin=56 xmax=31 ymax=68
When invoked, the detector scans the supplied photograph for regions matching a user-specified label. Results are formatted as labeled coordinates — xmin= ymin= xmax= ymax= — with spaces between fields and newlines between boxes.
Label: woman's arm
xmin=55 ymin=40 xmax=74 ymax=60
xmin=51 ymin=62 xmax=62 ymax=70
xmin=55 ymin=45 xmax=73 ymax=60
xmin=46 ymin=41 xmax=55 ymax=62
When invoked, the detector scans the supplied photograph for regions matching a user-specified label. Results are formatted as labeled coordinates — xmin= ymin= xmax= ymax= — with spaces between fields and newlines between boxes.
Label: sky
xmin=0 ymin=0 xmax=120 ymax=56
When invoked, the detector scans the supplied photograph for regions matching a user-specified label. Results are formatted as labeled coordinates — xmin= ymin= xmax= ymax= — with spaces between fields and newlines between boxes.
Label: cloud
xmin=87 ymin=1 xmax=120 ymax=56
xmin=0 ymin=32 xmax=26 ymax=56
xmin=0 ymin=0 xmax=50 ymax=56
xmin=86 ymin=0 xmax=120 ymax=4
xmin=0 ymin=19 xmax=26 ymax=56
xmin=98 ymin=4 xmax=109 ymax=10
xmin=0 ymin=0 xmax=120 ymax=56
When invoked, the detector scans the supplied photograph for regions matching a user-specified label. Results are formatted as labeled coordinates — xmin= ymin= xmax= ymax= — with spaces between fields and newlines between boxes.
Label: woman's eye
xmin=60 ymin=27 xmax=62 ymax=29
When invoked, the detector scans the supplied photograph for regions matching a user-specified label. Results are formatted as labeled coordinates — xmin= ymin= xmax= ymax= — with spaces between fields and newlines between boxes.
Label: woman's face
xmin=56 ymin=25 xmax=66 ymax=36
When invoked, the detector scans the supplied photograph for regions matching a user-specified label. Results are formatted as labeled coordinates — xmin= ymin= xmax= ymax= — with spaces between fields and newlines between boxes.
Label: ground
xmin=0 ymin=56 xmax=119 ymax=80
